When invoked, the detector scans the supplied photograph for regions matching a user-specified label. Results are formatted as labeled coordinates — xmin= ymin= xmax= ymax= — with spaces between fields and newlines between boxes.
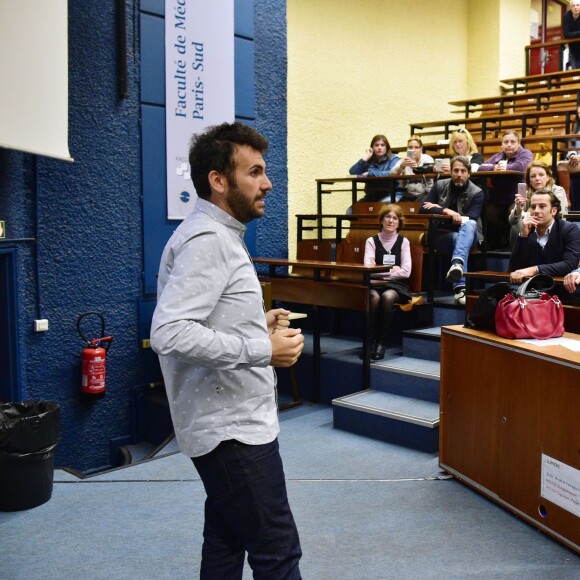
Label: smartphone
xmin=406 ymin=150 xmax=414 ymax=159
xmin=517 ymin=183 xmax=527 ymax=196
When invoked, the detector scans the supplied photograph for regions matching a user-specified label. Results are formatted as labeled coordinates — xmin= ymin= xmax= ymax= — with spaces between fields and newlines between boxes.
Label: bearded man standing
xmin=151 ymin=122 xmax=304 ymax=579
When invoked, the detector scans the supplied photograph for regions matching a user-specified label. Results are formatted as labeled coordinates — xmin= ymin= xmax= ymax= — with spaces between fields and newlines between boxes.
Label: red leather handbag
xmin=495 ymin=275 xmax=565 ymax=340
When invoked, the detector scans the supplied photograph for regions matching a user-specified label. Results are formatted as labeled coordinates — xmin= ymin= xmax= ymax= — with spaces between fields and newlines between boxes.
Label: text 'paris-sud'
xmin=173 ymin=0 xmax=205 ymax=120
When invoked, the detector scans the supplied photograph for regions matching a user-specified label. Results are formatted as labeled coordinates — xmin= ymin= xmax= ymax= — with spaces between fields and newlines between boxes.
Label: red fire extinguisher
xmin=77 ymin=312 xmax=112 ymax=398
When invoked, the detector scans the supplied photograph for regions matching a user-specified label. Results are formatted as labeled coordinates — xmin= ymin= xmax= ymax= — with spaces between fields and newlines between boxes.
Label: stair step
xmin=403 ymin=326 xmax=441 ymax=361
xmin=404 ymin=326 xmax=441 ymax=339
xmin=333 ymin=389 xmax=439 ymax=453
xmin=432 ymin=301 xmax=465 ymax=326
xmin=371 ymin=355 xmax=440 ymax=403
xmin=334 ymin=389 xmax=439 ymax=426
xmin=372 ymin=354 xmax=440 ymax=375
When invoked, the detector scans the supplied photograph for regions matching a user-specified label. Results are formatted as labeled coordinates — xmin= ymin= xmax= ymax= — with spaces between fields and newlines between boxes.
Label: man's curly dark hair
xmin=188 ymin=122 xmax=269 ymax=199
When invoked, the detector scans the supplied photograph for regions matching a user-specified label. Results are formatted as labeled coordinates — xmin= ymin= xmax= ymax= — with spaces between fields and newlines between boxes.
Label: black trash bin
xmin=0 ymin=401 xmax=61 ymax=511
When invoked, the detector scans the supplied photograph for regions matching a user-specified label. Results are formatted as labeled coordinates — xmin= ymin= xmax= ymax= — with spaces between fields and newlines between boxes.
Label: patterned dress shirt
xmin=150 ymin=198 xmax=278 ymax=457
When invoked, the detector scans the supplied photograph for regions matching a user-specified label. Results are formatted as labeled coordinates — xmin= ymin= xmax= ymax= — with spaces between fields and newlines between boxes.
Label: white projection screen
xmin=0 ymin=0 xmax=72 ymax=161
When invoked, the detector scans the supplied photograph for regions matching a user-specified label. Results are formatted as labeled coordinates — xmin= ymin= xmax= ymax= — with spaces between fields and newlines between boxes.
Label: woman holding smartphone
xmin=389 ymin=135 xmax=434 ymax=201
xmin=508 ymin=160 xmax=568 ymax=249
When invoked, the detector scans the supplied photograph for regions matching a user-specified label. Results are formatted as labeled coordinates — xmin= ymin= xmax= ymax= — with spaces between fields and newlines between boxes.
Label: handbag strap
xmin=516 ymin=274 xmax=554 ymax=298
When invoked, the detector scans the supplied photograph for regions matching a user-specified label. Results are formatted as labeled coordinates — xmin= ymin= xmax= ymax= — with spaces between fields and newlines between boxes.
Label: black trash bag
xmin=0 ymin=400 xmax=60 ymax=511
xmin=0 ymin=401 xmax=60 ymax=453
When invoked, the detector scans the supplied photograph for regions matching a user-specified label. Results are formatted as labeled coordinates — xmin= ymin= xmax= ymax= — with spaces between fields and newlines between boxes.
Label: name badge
xmin=383 ymin=254 xmax=396 ymax=266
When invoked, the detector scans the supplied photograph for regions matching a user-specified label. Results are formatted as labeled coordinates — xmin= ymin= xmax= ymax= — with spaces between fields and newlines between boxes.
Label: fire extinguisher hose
xmin=76 ymin=312 xmax=112 ymax=352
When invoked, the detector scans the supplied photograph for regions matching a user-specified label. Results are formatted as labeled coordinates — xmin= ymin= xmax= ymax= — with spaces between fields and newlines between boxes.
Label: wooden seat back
xmin=352 ymin=201 xmax=387 ymax=222
xmin=292 ymin=239 xmax=335 ymax=277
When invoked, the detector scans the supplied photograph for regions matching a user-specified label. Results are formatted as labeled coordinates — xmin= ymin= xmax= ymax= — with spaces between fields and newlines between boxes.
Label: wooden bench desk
xmin=296 ymin=211 xmax=423 ymax=243
xmin=315 ymin=172 xmax=523 ymax=222
xmin=410 ymin=107 xmax=576 ymax=141
xmin=449 ymin=86 xmax=579 ymax=118
xmin=253 ymin=257 xmax=392 ymax=400
xmin=417 ymin=135 xmax=579 ymax=176
xmin=499 ymin=69 xmax=580 ymax=94
xmin=463 ymin=271 xmax=580 ymax=333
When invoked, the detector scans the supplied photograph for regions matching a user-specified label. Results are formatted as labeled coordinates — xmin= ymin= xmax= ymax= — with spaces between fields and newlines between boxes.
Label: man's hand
xmin=270 ymin=328 xmax=304 ymax=367
xmin=519 ymin=214 xmax=538 ymax=237
xmin=509 ymin=266 xmax=538 ymax=284
xmin=266 ymin=308 xmax=291 ymax=335
xmin=564 ymin=270 xmax=580 ymax=293
xmin=421 ymin=202 xmax=441 ymax=211
xmin=443 ymin=208 xmax=462 ymax=225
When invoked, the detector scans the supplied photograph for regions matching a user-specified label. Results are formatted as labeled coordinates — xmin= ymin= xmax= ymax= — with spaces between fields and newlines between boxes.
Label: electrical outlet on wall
xmin=34 ymin=319 xmax=49 ymax=332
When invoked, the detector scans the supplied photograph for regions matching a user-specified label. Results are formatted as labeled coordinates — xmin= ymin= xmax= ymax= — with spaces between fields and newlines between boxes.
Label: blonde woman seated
xmin=364 ymin=204 xmax=412 ymax=360
xmin=438 ymin=128 xmax=484 ymax=173
xmin=390 ymin=136 xmax=434 ymax=201
xmin=508 ymin=160 xmax=568 ymax=249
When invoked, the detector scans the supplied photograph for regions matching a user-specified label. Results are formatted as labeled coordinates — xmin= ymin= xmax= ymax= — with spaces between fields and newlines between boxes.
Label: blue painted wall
xmin=0 ymin=0 xmax=288 ymax=472
xmin=255 ymin=0 xmax=288 ymax=256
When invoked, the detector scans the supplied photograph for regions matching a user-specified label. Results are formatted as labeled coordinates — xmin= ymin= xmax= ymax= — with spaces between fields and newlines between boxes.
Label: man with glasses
xmin=419 ymin=156 xmax=484 ymax=305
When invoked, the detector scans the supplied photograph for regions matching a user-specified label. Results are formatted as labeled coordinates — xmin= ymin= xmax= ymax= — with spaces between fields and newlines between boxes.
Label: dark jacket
xmin=349 ymin=154 xmax=400 ymax=202
xmin=508 ymin=219 xmax=580 ymax=277
xmin=419 ymin=178 xmax=484 ymax=242
xmin=563 ymin=11 xmax=580 ymax=59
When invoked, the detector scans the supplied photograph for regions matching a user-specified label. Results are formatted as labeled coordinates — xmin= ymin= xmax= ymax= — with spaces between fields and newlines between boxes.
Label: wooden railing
xmin=524 ymin=36 xmax=580 ymax=75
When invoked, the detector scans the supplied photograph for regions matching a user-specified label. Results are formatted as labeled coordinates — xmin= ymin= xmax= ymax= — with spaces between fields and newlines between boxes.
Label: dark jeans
xmin=192 ymin=438 xmax=302 ymax=580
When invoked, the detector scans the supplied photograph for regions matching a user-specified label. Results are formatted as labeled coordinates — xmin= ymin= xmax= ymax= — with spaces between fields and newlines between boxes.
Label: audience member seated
xmin=563 ymin=0 xmax=580 ymax=69
xmin=419 ymin=156 xmax=484 ymax=306
xmin=438 ymin=128 xmax=484 ymax=174
xmin=364 ymin=204 xmax=412 ymax=360
xmin=478 ymin=130 xmax=533 ymax=251
xmin=390 ymin=135 xmax=434 ymax=202
xmin=508 ymin=189 xmax=580 ymax=302
xmin=508 ymin=161 xmax=568 ymax=250
xmin=348 ymin=134 xmax=400 ymax=211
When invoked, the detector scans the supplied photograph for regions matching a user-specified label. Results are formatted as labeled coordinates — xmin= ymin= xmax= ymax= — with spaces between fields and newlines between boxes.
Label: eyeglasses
xmin=384 ymin=215 xmax=399 ymax=221
xmin=457 ymin=128 xmax=466 ymax=134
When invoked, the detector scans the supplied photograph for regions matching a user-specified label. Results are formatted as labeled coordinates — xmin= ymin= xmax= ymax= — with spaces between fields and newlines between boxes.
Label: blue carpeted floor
xmin=1 ymin=405 xmax=578 ymax=579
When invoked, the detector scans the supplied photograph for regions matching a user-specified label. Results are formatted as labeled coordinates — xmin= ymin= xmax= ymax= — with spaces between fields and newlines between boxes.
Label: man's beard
xmin=451 ymin=178 xmax=468 ymax=191
xmin=226 ymin=183 xmax=265 ymax=223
